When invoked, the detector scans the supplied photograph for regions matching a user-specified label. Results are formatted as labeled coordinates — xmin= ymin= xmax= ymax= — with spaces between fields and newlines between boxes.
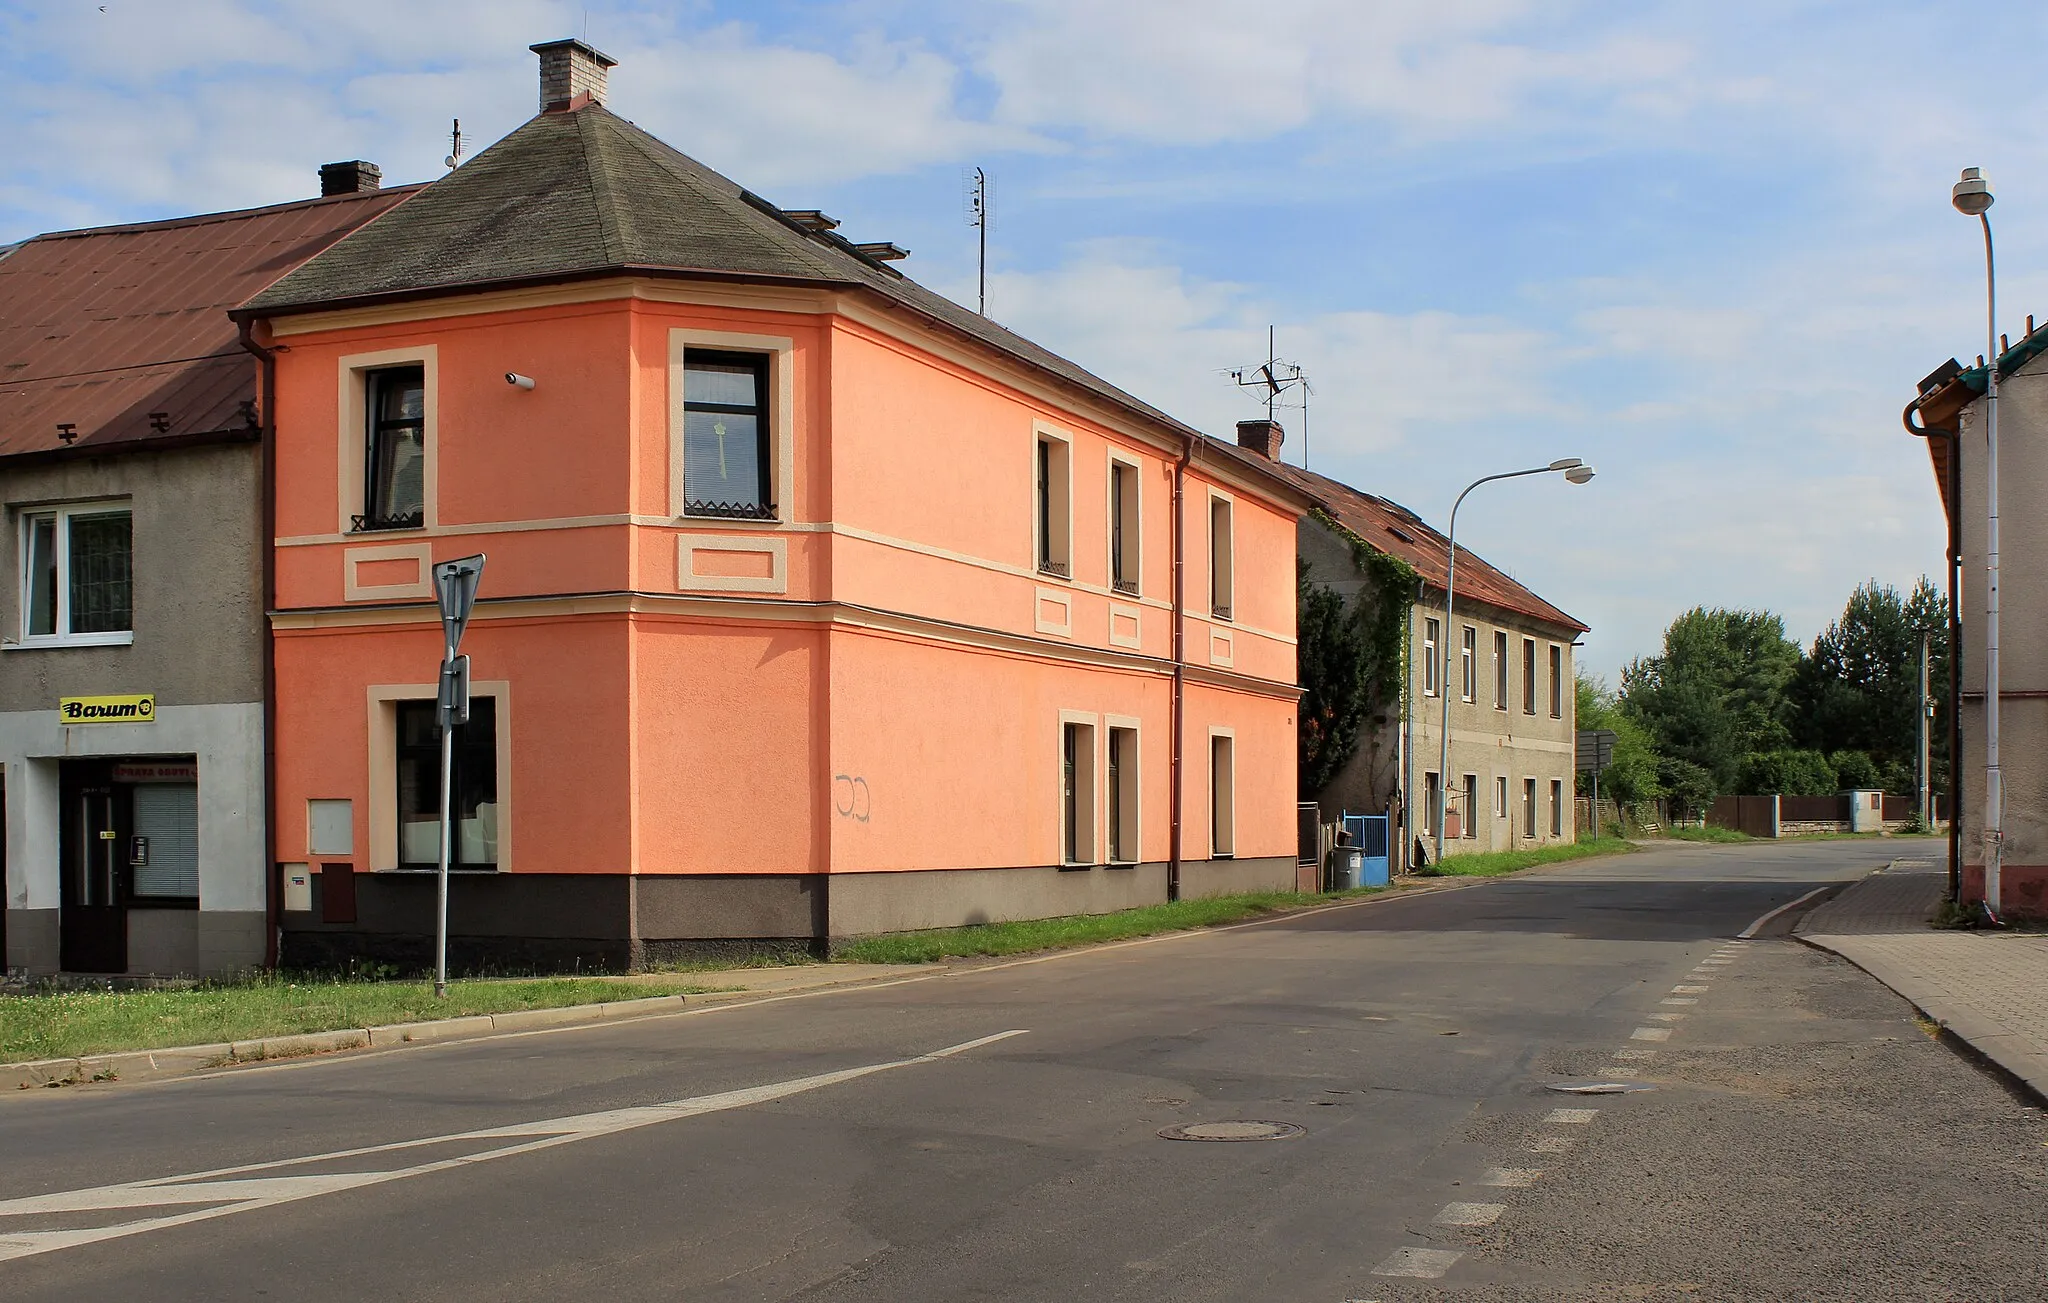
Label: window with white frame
xmin=1461 ymin=625 xmax=1476 ymax=701
xmin=1423 ymin=618 xmax=1440 ymax=696
xmin=1210 ymin=732 xmax=1235 ymax=857
xmin=20 ymin=502 xmax=133 ymax=645
xmin=1036 ymin=431 xmax=1072 ymax=578
xmin=1108 ymin=724 xmax=1139 ymax=863
xmin=1423 ymin=770 xmax=1440 ymax=837
xmin=1061 ymin=719 xmax=1096 ymax=864
xmin=1522 ymin=638 xmax=1537 ymax=714
xmin=397 ymin=697 xmax=499 ymax=868
xmin=1493 ymin=630 xmax=1509 ymax=710
xmin=1110 ymin=459 xmax=1140 ymax=595
xmin=682 ymin=350 xmax=774 ymax=519
xmin=358 ymin=365 xmax=426 ymax=531
xmin=1208 ymin=496 xmax=1234 ymax=620
xmin=1495 ymin=774 xmax=1508 ymax=819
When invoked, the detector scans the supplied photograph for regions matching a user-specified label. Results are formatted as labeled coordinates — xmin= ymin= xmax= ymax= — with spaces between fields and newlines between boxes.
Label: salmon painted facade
xmin=242 ymin=41 xmax=1311 ymax=968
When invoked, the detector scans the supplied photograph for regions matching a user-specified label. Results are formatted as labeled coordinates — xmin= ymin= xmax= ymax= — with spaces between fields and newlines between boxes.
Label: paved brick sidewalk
xmin=1798 ymin=858 xmax=2048 ymax=1100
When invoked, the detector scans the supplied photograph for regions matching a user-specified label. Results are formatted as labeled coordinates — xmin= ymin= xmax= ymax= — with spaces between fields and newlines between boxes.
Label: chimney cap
xmin=528 ymin=37 xmax=618 ymax=67
xmin=318 ymin=160 xmax=382 ymax=196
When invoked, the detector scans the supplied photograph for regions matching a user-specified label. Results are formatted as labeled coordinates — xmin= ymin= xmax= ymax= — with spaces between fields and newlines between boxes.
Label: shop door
xmin=60 ymin=767 xmax=127 ymax=973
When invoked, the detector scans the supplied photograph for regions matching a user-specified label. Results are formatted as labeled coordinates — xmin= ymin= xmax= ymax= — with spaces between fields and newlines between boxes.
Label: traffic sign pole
xmin=431 ymin=555 xmax=486 ymax=1000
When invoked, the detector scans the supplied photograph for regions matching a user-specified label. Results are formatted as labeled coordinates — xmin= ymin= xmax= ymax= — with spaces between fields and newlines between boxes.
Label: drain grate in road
xmin=1545 ymin=1080 xmax=1655 ymax=1094
xmin=1158 ymin=1120 xmax=1305 ymax=1142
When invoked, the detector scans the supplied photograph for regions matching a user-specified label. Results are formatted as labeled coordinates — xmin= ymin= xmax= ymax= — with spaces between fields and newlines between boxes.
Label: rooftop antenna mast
xmin=965 ymin=166 xmax=993 ymax=315
xmin=445 ymin=119 xmax=465 ymax=171
xmin=1228 ymin=325 xmax=1313 ymax=467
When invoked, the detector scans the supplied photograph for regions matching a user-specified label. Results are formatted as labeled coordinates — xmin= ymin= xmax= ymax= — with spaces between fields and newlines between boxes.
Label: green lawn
xmin=833 ymin=886 xmax=1385 ymax=965
xmin=1427 ymin=836 xmax=1636 ymax=877
xmin=1 ymin=975 xmax=714 ymax=1065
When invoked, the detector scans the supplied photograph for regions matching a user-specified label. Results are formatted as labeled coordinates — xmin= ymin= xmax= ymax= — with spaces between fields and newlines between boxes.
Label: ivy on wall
xmin=1297 ymin=508 xmax=1418 ymax=797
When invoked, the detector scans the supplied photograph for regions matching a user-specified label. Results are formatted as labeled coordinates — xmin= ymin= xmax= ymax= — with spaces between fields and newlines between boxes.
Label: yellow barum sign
xmin=58 ymin=694 xmax=156 ymax=725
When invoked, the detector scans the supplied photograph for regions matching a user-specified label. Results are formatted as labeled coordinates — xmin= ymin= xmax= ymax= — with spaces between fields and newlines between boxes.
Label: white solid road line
xmin=1737 ymin=882 xmax=1838 ymax=939
xmin=0 ymin=1030 xmax=1028 ymax=1265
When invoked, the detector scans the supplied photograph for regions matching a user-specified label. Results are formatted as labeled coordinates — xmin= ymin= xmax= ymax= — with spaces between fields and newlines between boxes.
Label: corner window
xmin=1209 ymin=496 xmax=1234 ymax=620
xmin=1210 ymin=733 xmax=1235 ymax=857
xmin=20 ymin=503 xmax=132 ymax=645
xmin=1108 ymin=724 xmax=1139 ymax=863
xmin=1494 ymin=631 xmax=1509 ymax=710
xmin=358 ymin=366 xmax=426 ymax=531
xmin=1549 ymin=644 xmax=1564 ymax=718
xmin=682 ymin=351 xmax=774 ymax=519
xmin=397 ymin=697 xmax=498 ymax=868
xmin=1423 ymin=618 xmax=1440 ymax=697
xmin=1036 ymin=432 xmax=1072 ymax=578
xmin=1110 ymin=459 xmax=1139 ymax=595
xmin=1522 ymin=638 xmax=1537 ymax=715
xmin=1460 ymin=626 xmax=1476 ymax=702
xmin=1061 ymin=719 xmax=1096 ymax=864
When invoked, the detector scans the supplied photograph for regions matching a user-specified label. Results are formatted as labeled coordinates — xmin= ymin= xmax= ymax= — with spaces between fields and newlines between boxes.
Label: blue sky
xmin=7 ymin=0 xmax=2046 ymax=679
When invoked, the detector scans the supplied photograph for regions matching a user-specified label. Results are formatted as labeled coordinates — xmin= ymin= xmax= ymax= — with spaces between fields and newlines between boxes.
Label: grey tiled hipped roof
xmin=239 ymin=105 xmax=1309 ymax=501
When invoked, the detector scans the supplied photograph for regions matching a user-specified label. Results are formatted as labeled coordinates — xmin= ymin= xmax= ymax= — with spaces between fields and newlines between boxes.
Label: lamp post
xmin=1434 ymin=459 xmax=1595 ymax=867
xmin=1952 ymin=166 xmax=2003 ymax=919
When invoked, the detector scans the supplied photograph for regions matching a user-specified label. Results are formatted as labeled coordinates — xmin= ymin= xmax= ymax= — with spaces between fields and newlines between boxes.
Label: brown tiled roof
xmin=239 ymin=104 xmax=1313 ymax=510
xmin=1259 ymin=457 xmax=1588 ymax=634
xmin=0 ymin=187 xmax=418 ymax=460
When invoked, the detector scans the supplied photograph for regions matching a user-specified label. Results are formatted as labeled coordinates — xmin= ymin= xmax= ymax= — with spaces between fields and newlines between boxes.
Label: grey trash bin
xmin=1329 ymin=847 xmax=1363 ymax=891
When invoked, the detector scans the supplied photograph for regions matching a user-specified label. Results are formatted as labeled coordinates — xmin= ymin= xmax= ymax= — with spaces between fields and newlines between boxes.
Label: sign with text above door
xmin=59 ymin=693 xmax=155 ymax=725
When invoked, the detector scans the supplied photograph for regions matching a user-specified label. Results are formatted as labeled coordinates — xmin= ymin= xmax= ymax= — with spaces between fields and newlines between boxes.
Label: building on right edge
xmin=1906 ymin=322 xmax=2048 ymax=914
xmin=1230 ymin=418 xmax=1587 ymax=868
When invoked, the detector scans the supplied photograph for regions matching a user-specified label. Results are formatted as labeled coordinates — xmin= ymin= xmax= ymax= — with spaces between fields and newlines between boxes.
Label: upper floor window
xmin=1208 ymin=496 xmax=1234 ymax=620
xmin=20 ymin=503 xmax=132 ymax=646
xmin=1110 ymin=459 xmax=1139 ymax=595
xmin=682 ymin=351 xmax=774 ymax=519
xmin=1493 ymin=630 xmax=1509 ymax=710
xmin=1549 ymin=644 xmax=1564 ymax=718
xmin=1035 ymin=430 xmax=1072 ymax=578
xmin=1522 ymin=638 xmax=1537 ymax=715
xmin=359 ymin=366 xmax=426 ymax=531
xmin=1423 ymin=617 xmax=1440 ymax=696
xmin=1460 ymin=625 xmax=1476 ymax=702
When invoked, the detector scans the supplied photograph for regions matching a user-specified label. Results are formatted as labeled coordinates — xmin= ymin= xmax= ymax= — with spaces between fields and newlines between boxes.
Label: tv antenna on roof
xmin=1228 ymin=325 xmax=1313 ymax=468
xmin=445 ymin=119 xmax=465 ymax=171
xmin=964 ymin=166 xmax=994 ymax=315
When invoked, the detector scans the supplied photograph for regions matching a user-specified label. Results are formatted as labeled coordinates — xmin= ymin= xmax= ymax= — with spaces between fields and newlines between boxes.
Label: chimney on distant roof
xmin=319 ymin=160 xmax=382 ymax=196
xmin=1235 ymin=418 xmax=1284 ymax=460
xmin=531 ymin=38 xmax=617 ymax=112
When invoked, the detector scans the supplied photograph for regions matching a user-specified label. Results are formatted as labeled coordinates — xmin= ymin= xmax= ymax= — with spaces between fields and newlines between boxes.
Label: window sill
xmin=1111 ymin=580 xmax=1140 ymax=597
xmin=388 ymin=866 xmax=500 ymax=874
xmin=1104 ymin=860 xmax=1138 ymax=870
xmin=126 ymin=896 xmax=199 ymax=910
xmin=1209 ymin=608 xmax=1233 ymax=622
xmin=9 ymin=632 xmax=135 ymax=650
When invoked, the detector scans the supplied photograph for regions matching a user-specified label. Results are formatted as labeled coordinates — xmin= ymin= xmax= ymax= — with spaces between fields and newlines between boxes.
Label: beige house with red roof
xmin=1231 ymin=418 xmax=1588 ymax=866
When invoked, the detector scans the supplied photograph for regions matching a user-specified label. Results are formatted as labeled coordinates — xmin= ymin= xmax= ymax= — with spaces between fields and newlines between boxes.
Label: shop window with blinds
xmin=130 ymin=782 xmax=199 ymax=900
xmin=359 ymin=366 xmax=426 ymax=531
xmin=682 ymin=350 xmax=774 ymax=519
xmin=397 ymin=697 xmax=499 ymax=868
xmin=20 ymin=503 xmax=132 ymax=645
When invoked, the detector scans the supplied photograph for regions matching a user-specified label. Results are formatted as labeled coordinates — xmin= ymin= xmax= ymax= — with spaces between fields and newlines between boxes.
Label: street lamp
xmin=1953 ymin=166 xmax=2004 ymax=920
xmin=1433 ymin=458 xmax=1595 ymax=868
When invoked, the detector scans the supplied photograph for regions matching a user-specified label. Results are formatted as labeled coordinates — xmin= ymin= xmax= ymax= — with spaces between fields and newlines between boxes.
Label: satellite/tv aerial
xmin=445 ymin=119 xmax=465 ymax=170
xmin=964 ymin=166 xmax=994 ymax=315
xmin=1228 ymin=326 xmax=1313 ymax=468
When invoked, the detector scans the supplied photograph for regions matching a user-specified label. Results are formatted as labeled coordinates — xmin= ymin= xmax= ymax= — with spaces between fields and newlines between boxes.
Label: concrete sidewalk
xmin=1797 ymin=858 xmax=2048 ymax=1100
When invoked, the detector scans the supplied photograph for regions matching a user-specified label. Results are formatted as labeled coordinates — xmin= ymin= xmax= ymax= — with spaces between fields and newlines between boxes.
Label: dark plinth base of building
xmin=1959 ymin=864 xmax=2048 ymax=919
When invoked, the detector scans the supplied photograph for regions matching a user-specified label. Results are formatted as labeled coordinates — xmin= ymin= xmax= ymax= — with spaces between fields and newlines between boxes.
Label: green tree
xmin=1297 ymin=567 xmax=1373 ymax=795
xmin=1737 ymin=748 xmax=1837 ymax=796
xmin=1657 ymin=756 xmax=1716 ymax=823
xmin=1621 ymin=607 xmax=1801 ymax=794
xmin=1574 ymin=673 xmax=1661 ymax=805
xmin=1787 ymin=577 xmax=1948 ymax=795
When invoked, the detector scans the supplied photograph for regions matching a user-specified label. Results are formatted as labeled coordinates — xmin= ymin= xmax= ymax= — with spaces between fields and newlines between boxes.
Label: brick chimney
xmin=318 ymin=161 xmax=382 ymax=196
xmin=531 ymin=38 xmax=617 ymax=112
xmin=1235 ymin=418 xmax=1284 ymax=460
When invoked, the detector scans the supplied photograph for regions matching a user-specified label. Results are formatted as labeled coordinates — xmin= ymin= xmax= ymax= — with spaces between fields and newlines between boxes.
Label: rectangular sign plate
xmin=59 ymin=694 xmax=156 ymax=725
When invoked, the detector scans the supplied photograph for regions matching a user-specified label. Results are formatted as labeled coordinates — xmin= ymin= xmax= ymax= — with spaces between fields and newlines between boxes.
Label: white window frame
xmin=1105 ymin=716 xmax=1141 ymax=865
xmin=338 ymin=345 xmax=438 ymax=535
xmin=1208 ymin=726 xmax=1236 ymax=858
xmin=668 ymin=329 xmax=796 ymax=525
xmin=1208 ymin=490 xmax=1235 ymax=621
xmin=367 ymin=680 xmax=512 ymax=872
xmin=15 ymin=500 xmax=135 ymax=648
xmin=1460 ymin=625 xmax=1476 ymax=702
xmin=1522 ymin=637 xmax=1538 ymax=715
xmin=1058 ymin=709 xmax=1098 ymax=865
xmin=1495 ymin=774 xmax=1508 ymax=819
xmin=1493 ymin=629 xmax=1509 ymax=711
xmin=1034 ymin=421 xmax=1074 ymax=580
xmin=1423 ymin=618 xmax=1440 ymax=697
xmin=1106 ymin=451 xmax=1142 ymax=597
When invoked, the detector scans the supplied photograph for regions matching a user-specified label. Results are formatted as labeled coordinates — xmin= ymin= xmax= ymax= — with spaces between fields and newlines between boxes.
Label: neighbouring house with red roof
xmin=1229 ymin=418 xmax=1588 ymax=867
xmin=0 ymin=171 xmax=412 ymax=977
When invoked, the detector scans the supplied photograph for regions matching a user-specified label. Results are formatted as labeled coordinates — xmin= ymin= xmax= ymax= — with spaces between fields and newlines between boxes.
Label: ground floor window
xmin=397 ymin=697 xmax=498 ymax=868
xmin=1210 ymin=733 xmax=1235 ymax=857
xmin=1495 ymin=775 xmax=1508 ymax=819
xmin=1523 ymin=778 xmax=1537 ymax=838
xmin=1062 ymin=720 xmax=1096 ymax=865
xmin=1107 ymin=725 xmax=1138 ymax=863
xmin=1462 ymin=774 xmax=1477 ymax=839
xmin=1423 ymin=770 xmax=1440 ymax=837
xmin=129 ymin=780 xmax=199 ymax=899
xmin=1550 ymin=779 xmax=1564 ymax=837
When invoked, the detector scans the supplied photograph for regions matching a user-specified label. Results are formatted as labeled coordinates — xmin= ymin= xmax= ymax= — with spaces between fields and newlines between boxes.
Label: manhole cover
xmin=1158 ymin=1120 xmax=1306 ymax=1142
xmin=1544 ymin=1080 xmax=1655 ymax=1094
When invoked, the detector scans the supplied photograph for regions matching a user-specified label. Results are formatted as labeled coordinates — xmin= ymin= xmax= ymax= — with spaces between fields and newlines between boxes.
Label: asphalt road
xmin=4 ymin=838 xmax=2045 ymax=1301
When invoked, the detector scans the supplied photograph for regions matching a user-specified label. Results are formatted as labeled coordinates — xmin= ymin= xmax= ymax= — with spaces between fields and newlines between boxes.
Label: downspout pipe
xmin=1904 ymin=391 xmax=1963 ymax=902
xmin=1168 ymin=435 xmax=1193 ymax=903
xmin=238 ymin=320 xmax=281 ymax=970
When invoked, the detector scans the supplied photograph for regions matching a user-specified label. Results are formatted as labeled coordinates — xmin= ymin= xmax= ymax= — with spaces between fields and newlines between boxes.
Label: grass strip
xmin=1426 ymin=836 xmax=1637 ymax=878
xmin=1 ymin=975 xmax=716 ymax=1065
xmin=1660 ymin=825 xmax=1754 ymax=843
xmin=832 ymin=886 xmax=1386 ymax=965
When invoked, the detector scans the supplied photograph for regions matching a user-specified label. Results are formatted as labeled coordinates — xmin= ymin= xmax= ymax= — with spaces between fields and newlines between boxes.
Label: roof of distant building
xmin=1260 ymin=457 xmax=1589 ymax=634
xmin=0 ymin=187 xmax=417 ymax=461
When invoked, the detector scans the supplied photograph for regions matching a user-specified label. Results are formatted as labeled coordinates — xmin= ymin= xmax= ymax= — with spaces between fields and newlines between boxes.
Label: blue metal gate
xmin=1341 ymin=812 xmax=1391 ymax=887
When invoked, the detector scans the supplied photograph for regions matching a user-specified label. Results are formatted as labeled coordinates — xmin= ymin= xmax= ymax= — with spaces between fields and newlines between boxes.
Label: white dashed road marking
xmin=1546 ymin=1107 xmax=1599 ymax=1125
xmin=1530 ymin=1135 xmax=1575 ymax=1153
xmin=1662 ymin=998 xmax=1698 ymax=1005
xmin=1372 ymin=1247 xmax=1465 ymax=1278
xmin=1632 ymin=1026 xmax=1673 ymax=1041
xmin=1673 ymin=985 xmax=1708 ymax=993
xmin=1649 ymin=1012 xmax=1686 ymax=1023
xmin=1482 ymin=1167 xmax=1543 ymax=1188
xmin=1614 ymin=1047 xmax=1657 ymax=1060
xmin=1434 ymin=1201 xmax=1507 ymax=1226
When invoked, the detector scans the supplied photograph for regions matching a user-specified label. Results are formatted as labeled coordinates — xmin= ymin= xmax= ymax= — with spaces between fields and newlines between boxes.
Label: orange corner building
xmin=240 ymin=41 xmax=1312 ymax=968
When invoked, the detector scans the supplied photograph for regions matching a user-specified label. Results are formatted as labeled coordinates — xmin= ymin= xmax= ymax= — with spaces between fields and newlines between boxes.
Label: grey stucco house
xmin=0 ymin=175 xmax=411 ymax=976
